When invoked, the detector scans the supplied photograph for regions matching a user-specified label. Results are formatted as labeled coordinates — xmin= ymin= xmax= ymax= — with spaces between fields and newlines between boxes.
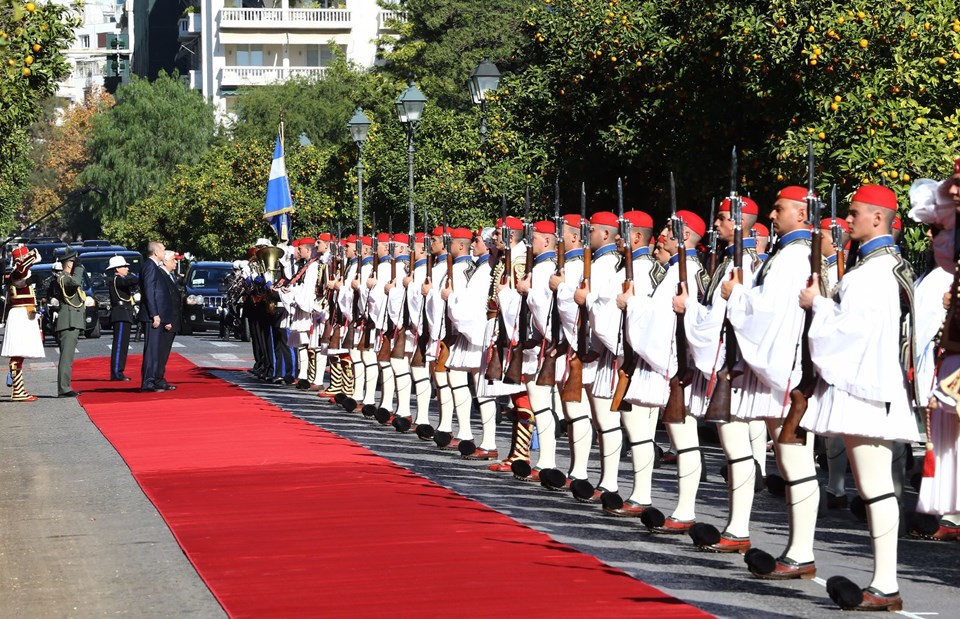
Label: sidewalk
xmin=0 ymin=366 xmax=224 ymax=618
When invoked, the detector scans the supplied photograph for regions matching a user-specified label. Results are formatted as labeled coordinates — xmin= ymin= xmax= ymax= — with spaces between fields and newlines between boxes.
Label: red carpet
xmin=73 ymin=354 xmax=710 ymax=618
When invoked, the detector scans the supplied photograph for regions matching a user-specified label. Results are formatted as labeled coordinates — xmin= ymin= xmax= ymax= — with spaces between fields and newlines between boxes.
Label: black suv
xmin=26 ymin=264 xmax=102 ymax=339
xmin=80 ymin=250 xmax=144 ymax=332
xmin=181 ymin=261 xmax=234 ymax=334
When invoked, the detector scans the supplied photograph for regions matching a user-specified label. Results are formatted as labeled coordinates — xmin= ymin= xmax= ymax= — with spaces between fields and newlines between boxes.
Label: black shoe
xmin=59 ymin=390 xmax=81 ymax=398
xmin=140 ymin=387 xmax=162 ymax=392
xmin=296 ymin=379 xmax=310 ymax=390
xmin=111 ymin=375 xmax=132 ymax=382
xmin=156 ymin=382 xmax=177 ymax=391
xmin=269 ymin=376 xmax=284 ymax=385
xmin=283 ymin=376 xmax=296 ymax=385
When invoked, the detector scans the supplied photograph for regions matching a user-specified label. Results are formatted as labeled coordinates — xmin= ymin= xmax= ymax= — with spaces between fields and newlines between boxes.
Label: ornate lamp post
xmin=395 ymin=83 xmax=428 ymax=235
xmin=468 ymin=59 xmax=501 ymax=143
xmin=347 ymin=107 xmax=372 ymax=239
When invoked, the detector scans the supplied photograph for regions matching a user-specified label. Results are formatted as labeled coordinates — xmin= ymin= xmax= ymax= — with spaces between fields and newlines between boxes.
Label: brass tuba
xmin=256 ymin=246 xmax=286 ymax=284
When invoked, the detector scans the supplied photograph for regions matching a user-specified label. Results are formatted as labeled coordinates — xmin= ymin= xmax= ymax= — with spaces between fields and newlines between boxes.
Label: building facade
xmin=178 ymin=0 xmax=404 ymax=118
xmin=56 ymin=0 xmax=135 ymax=104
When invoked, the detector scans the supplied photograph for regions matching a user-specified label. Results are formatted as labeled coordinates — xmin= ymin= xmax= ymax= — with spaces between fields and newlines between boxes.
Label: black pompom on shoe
xmin=392 ymin=416 xmax=412 ymax=433
xmin=570 ymin=478 xmax=596 ymax=502
xmin=909 ymin=512 xmax=941 ymax=537
xmin=361 ymin=404 xmax=377 ymax=418
xmin=600 ymin=491 xmax=624 ymax=511
xmin=744 ymin=548 xmax=777 ymax=575
xmin=511 ymin=459 xmax=532 ymax=480
xmin=539 ymin=468 xmax=567 ymax=490
xmin=341 ymin=397 xmax=357 ymax=412
xmin=374 ymin=408 xmax=392 ymax=424
xmin=415 ymin=424 xmax=435 ymax=441
xmin=640 ymin=507 xmax=666 ymax=530
xmin=458 ymin=440 xmax=477 ymax=456
xmin=334 ymin=393 xmax=347 ymax=406
xmin=434 ymin=431 xmax=452 ymax=448
xmin=826 ymin=576 xmax=864 ymax=609
xmin=689 ymin=523 xmax=721 ymax=547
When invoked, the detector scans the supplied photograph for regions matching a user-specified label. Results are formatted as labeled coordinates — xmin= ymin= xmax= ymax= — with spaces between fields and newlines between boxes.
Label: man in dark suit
xmin=140 ymin=242 xmax=175 ymax=392
xmin=155 ymin=250 xmax=183 ymax=389
xmin=108 ymin=255 xmax=139 ymax=381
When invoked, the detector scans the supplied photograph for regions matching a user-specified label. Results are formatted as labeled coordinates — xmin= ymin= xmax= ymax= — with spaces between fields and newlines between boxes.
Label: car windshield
xmin=82 ymin=254 xmax=143 ymax=290
xmin=187 ymin=267 xmax=232 ymax=292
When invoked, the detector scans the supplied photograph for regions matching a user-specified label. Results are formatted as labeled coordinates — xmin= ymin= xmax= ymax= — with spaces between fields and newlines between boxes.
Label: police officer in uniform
xmin=107 ymin=255 xmax=139 ymax=381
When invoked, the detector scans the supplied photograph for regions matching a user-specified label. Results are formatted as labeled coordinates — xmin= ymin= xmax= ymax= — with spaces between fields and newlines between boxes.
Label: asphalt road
xmin=2 ymin=327 xmax=958 ymax=618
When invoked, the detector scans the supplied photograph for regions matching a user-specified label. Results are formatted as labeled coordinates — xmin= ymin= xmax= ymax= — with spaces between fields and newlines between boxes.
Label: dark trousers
xmin=156 ymin=328 xmax=176 ymax=384
xmin=272 ymin=323 xmax=292 ymax=378
xmin=110 ymin=320 xmax=131 ymax=379
xmin=140 ymin=323 xmax=161 ymax=389
xmin=56 ymin=328 xmax=80 ymax=395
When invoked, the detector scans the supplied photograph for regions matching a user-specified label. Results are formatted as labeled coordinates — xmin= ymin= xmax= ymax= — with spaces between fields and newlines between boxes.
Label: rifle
xmin=344 ymin=217 xmax=364 ymax=349
xmin=434 ymin=206 xmax=455 ymax=372
xmin=705 ymin=147 xmax=744 ymax=423
xmin=359 ymin=213 xmax=378 ymax=351
xmin=830 ymin=185 xmax=846 ymax=280
xmin=320 ymin=223 xmax=337 ymax=345
xmin=536 ymin=179 xmax=566 ymax=387
xmin=611 ymin=177 xmax=635 ymax=412
xmin=411 ymin=205 xmax=432 ymax=367
xmin=560 ymin=182 xmax=592 ymax=403
xmin=504 ymin=187 xmax=534 ymax=384
xmin=706 ymin=197 xmax=719 ymax=277
xmin=663 ymin=172 xmax=690 ymax=423
xmin=328 ymin=224 xmax=345 ymax=349
xmin=484 ymin=195 xmax=511 ymax=381
xmin=377 ymin=221 xmax=395 ymax=362
xmin=392 ymin=213 xmax=414 ymax=360
xmin=779 ymin=143 xmax=824 ymax=445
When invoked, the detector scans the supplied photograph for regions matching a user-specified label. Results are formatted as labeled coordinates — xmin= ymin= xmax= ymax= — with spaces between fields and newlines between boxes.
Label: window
xmin=235 ymin=45 xmax=264 ymax=66
xmin=79 ymin=34 xmax=90 ymax=48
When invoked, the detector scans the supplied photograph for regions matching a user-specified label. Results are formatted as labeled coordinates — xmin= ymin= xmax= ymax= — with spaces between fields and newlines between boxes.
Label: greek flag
xmin=263 ymin=135 xmax=293 ymax=242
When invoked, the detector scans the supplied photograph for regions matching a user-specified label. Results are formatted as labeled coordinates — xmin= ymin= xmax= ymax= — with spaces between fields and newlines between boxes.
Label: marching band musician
xmin=1 ymin=247 xmax=44 ymax=401
xmin=278 ymin=237 xmax=319 ymax=389
xmin=799 ymin=184 xmax=919 ymax=611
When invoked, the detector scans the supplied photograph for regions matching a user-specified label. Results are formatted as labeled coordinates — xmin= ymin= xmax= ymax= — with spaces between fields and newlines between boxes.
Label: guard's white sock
xmin=528 ymin=382 xmax=557 ymax=471
xmin=718 ymin=420 xmax=755 ymax=539
xmin=826 ymin=435 xmax=848 ymax=498
xmin=749 ymin=419 xmax=768 ymax=478
xmin=350 ymin=349 xmax=364 ymax=402
xmin=768 ymin=420 xmax=819 ymax=564
xmin=361 ymin=349 xmax=378 ymax=406
xmin=411 ymin=365 xmax=431 ymax=425
xmin=847 ymin=436 xmax=900 ymax=595
xmin=666 ymin=414 xmax=701 ymax=522
xmin=448 ymin=369 xmax=473 ymax=440
xmin=378 ymin=360 xmax=395 ymax=412
xmin=390 ymin=357 xmax=412 ymax=418
xmin=435 ymin=370 xmax=453 ymax=433
xmin=563 ymin=391 xmax=593 ymax=481
xmin=590 ymin=392 xmax=622 ymax=493
xmin=622 ymin=405 xmax=658 ymax=506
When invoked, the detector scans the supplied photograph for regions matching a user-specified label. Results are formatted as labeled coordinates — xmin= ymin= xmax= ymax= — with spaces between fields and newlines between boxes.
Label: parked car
xmin=181 ymin=261 xmax=233 ymax=335
xmin=53 ymin=245 xmax=127 ymax=262
xmin=26 ymin=241 xmax=67 ymax=264
xmin=80 ymin=250 xmax=143 ymax=332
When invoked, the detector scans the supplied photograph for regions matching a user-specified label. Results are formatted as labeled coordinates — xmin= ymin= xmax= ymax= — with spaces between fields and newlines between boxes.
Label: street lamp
xmin=347 ymin=107 xmax=372 ymax=242
xmin=396 ymin=83 xmax=428 ymax=236
xmin=468 ymin=59 xmax=500 ymax=143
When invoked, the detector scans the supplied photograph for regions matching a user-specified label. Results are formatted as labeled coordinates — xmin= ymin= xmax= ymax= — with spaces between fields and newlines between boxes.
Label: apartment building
xmin=57 ymin=0 xmax=135 ymax=104
xmin=178 ymin=0 xmax=404 ymax=118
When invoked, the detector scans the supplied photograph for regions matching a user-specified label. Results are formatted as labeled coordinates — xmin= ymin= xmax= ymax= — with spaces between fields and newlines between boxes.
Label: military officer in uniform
xmin=54 ymin=249 xmax=86 ymax=397
xmin=108 ymin=255 xmax=139 ymax=381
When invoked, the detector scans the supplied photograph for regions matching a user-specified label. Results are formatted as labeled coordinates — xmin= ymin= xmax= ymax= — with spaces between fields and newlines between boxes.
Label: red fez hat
xmin=851 ymin=184 xmax=897 ymax=210
xmin=532 ymin=220 xmax=555 ymax=234
xmin=892 ymin=215 xmax=902 ymax=230
xmin=720 ymin=196 xmax=760 ymax=215
xmin=590 ymin=211 xmax=618 ymax=227
xmin=376 ymin=232 xmax=390 ymax=243
xmin=393 ymin=233 xmax=410 ymax=245
xmin=777 ymin=185 xmax=811 ymax=202
xmin=361 ymin=236 xmax=373 ymax=247
xmin=293 ymin=237 xmax=315 ymax=247
xmin=247 ymin=247 xmax=257 ymax=257
xmin=751 ymin=223 xmax=769 ymax=237
xmin=820 ymin=217 xmax=850 ymax=232
xmin=562 ymin=214 xmax=582 ymax=228
xmin=317 ymin=233 xmax=331 ymax=242
xmin=451 ymin=227 xmax=473 ymax=240
xmin=346 ymin=234 xmax=357 ymax=244
xmin=624 ymin=210 xmax=653 ymax=229
xmin=495 ymin=216 xmax=524 ymax=231
xmin=414 ymin=232 xmax=425 ymax=244
xmin=675 ymin=210 xmax=706 ymax=237
xmin=11 ymin=246 xmax=29 ymax=260
xmin=431 ymin=226 xmax=448 ymax=237
xmin=954 ymin=157 xmax=960 ymax=174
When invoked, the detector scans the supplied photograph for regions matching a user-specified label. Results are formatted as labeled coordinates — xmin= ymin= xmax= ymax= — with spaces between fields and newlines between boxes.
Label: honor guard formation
xmin=12 ymin=147 xmax=957 ymax=614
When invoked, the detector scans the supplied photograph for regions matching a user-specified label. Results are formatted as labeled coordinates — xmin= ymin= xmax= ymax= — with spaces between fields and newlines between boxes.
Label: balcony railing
xmin=220 ymin=8 xmax=350 ymax=29
xmin=178 ymin=13 xmax=201 ymax=39
xmin=378 ymin=10 xmax=407 ymax=30
xmin=221 ymin=66 xmax=329 ymax=86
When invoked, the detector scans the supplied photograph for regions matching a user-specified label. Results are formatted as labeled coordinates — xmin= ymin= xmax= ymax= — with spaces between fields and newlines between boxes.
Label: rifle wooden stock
xmin=377 ymin=331 xmax=392 ymax=362
xmin=503 ymin=342 xmax=524 ymax=384
xmin=560 ymin=353 xmax=584 ymax=402
xmin=704 ymin=371 xmax=732 ymax=422
xmin=329 ymin=322 xmax=342 ymax=350
xmin=779 ymin=216 xmax=824 ymax=445
xmin=390 ymin=325 xmax=406 ymax=360
xmin=484 ymin=341 xmax=503 ymax=381
xmin=536 ymin=238 xmax=566 ymax=388
xmin=612 ymin=237 xmax=636 ymax=412
xmin=435 ymin=342 xmax=451 ymax=372
xmin=536 ymin=344 xmax=559 ymax=387
xmin=663 ymin=376 xmax=687 ymax=423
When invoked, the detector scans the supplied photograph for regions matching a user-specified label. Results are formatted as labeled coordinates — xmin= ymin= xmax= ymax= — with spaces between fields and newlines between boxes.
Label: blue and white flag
xmin=263 ymin=135 xmax=293 ymax=242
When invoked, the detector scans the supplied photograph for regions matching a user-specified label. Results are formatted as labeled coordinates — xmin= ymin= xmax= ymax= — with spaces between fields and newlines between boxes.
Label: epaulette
xmin=646 ymin=257 xmax=666 ymax=288
xmin=892 ymin=256 xmax=920 ymax=409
